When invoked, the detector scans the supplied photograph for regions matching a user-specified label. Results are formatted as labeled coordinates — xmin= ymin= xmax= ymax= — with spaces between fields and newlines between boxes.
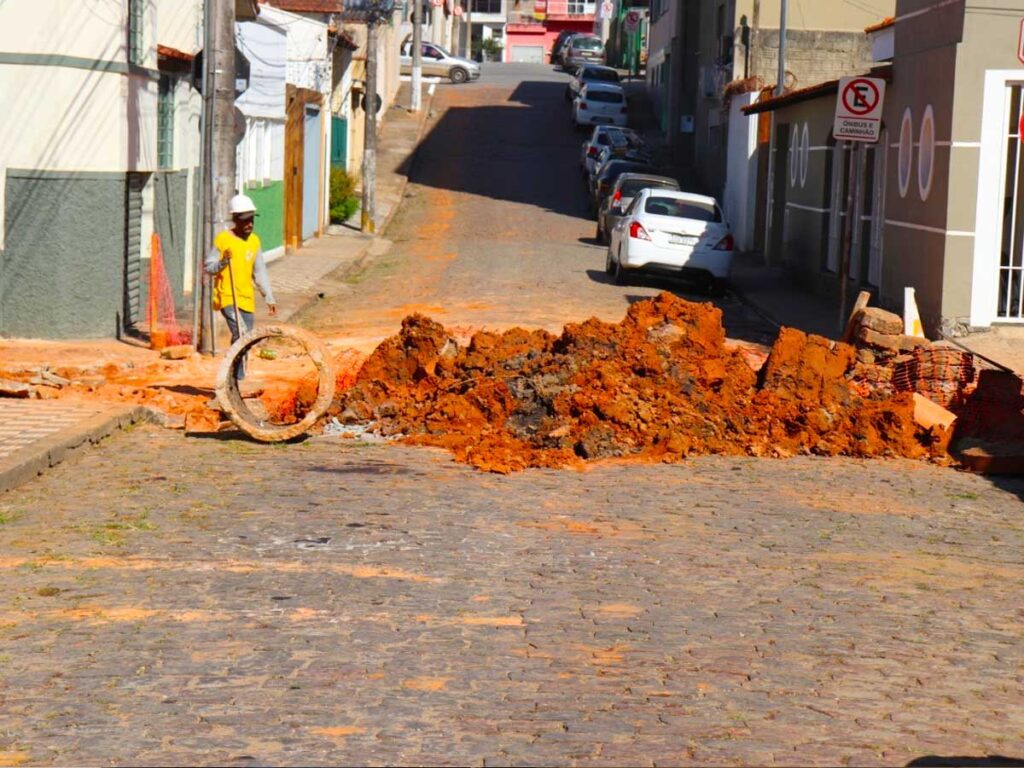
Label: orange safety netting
xmin=148 ymin=233 xmax=191 ymax=349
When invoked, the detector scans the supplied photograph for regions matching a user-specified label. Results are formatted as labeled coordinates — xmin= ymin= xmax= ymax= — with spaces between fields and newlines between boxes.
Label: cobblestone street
xmin=1 ymin=427 xmax=1022 ymax=766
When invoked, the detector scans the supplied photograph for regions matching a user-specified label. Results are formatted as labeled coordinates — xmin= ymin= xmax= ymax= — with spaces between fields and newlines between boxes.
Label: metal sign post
xmin=832 ymin=76 xmax=886 ymax=333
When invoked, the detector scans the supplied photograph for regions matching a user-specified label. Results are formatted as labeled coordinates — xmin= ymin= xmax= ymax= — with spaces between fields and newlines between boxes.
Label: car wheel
xmin=449 ymin=67 xmax=468 ymax=84
xmin=596 ymin=221 xmax=603 ymax=243
xmin=605 ymin=248 xmax=615 ymax=275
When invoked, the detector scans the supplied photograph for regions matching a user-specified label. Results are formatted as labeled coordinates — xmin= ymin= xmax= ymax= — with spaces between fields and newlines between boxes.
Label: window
xmin=918 ymin=105 xmax=935 ymax=201
xmin=644 ymin=197 xmax=721 ymax=221
xmin=583 ymin=67 xmax=619 ymax=83
xmin=129 ymin=0 xmax=144 ymax=66
xmin=572 ymin=36 xmax=603 ymax=50
xmin=620 ymin=179 xmax=675 ymax=197
xmin=566 ymin=0 xmax=595 ymax=14
xmin=584 ymin=89 xmax=623 ymax=103
xmin=898 ymin=107 xmax=913 ymax=198
xmin=158 ymin=75 xmax=175 ymax=169
xmin=474 ymin=0 xmax=502 ymax=12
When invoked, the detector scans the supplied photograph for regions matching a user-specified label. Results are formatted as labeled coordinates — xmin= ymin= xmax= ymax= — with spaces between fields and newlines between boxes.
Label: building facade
xmin=744 ymin=0 xmax=1024 ymax=337
xmin=505 ymin=0 xmax=597 ymax=63
xmin=0 ymin=0 xmax=204 ymax=339
xmin=648 ymin=0 xmax=891 ymax=198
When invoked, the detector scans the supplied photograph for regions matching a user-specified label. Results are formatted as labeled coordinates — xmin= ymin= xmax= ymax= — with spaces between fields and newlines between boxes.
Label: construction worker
xmin=204 ymin=194 xmax=277 ymax=379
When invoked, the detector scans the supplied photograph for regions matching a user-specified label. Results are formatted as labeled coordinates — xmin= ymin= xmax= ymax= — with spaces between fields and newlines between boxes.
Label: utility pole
xmin=198 ymin=0 xmax=236 ymax=355
xmin=411 ymin=0 xmax=423 ymax=112
xmin=361 ymin=2 xmax=384 ymax=234
xmin=776 ymin=0 xmax=787 ymax=96
xmin=195 ymin=0 xmax=213 ymax=353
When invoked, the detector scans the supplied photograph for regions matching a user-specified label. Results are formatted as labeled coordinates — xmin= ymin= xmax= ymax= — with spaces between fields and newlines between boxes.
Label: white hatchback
xmin=606 ymin=189 xmax=734 ymax=292
xmin=573 ymin=82 xmax=627 ymax=129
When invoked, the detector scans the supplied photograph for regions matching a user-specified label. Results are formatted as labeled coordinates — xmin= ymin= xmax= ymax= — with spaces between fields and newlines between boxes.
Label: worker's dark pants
xmin=222 ymin=307 xmax=255 ymax=380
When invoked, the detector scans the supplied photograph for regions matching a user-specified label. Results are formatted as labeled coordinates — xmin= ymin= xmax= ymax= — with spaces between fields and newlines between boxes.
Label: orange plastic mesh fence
xmin=147 ymin=233 xmax=192 ymax=349
xmin=892 ymin=347 xmax=977 ymax=409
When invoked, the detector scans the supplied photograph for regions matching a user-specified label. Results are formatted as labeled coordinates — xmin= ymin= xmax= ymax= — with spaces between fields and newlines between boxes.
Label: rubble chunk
xmin=858 ymin=307 xmax=904 ymax=335
xmin=0 ymin=378 xmax=35 ymax=398
xmin=160 ymin=344 xmax=195 ymax=360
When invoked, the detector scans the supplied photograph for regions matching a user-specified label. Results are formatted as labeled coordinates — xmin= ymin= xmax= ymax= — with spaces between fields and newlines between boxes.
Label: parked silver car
xmin=596 ymin=172 xmax=680 ymax=244
xmin=561 ymin=34 xmax=605 ymax=69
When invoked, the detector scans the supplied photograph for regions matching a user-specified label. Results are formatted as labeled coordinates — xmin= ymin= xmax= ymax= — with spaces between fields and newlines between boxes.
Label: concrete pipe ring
xmin=215 ymin=324 xmax=337 ymax=442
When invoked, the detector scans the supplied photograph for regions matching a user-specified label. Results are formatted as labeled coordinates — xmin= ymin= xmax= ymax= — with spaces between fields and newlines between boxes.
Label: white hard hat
xmin=228 ymin=194 xmax=257 ymax=215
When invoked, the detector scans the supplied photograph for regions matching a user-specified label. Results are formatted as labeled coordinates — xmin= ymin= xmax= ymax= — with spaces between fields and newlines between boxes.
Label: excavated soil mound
xmin=329 ymin=293 xmax=932 ymax=472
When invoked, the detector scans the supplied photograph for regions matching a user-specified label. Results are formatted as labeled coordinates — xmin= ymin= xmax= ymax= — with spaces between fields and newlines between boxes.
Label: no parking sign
xmin=833 ymin=76 xmax=886 ymax=142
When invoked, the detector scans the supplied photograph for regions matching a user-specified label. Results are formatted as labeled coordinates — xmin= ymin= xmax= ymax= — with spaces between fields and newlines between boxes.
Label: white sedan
xmin=572 ymin=82 xmax=628 ymax=129
xmin=606 ymin=189 xmax=734 ymax=292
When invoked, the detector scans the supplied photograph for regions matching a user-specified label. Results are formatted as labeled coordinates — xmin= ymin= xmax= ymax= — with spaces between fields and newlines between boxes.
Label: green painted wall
xmin=245 ymin=180 xmax=284 ymax=253
xmin=1 ymin=171 xmax=127 ymax=338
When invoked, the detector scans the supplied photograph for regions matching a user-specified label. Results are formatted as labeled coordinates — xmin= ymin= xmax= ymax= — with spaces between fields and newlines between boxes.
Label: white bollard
xmin=904 ymin=287 xmax=925 ymax=338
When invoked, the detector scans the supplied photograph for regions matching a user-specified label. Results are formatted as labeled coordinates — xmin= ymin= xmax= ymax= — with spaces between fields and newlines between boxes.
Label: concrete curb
xmin=0 ymin=405 xmax=158 ymax=495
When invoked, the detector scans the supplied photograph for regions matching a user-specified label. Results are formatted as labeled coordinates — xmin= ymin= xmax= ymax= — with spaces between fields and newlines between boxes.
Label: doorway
xmin=302 ymin=105 xmax=321 ymax=241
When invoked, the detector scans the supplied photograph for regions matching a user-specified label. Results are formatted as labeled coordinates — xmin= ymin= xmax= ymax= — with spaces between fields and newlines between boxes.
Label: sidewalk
xmin=729 ymin=251 xmax=844 ymax=339
xmin=0 ymin=83 xmax=432 ymax=494
xmin=729 ymin=250 xmax=1024 ymax=375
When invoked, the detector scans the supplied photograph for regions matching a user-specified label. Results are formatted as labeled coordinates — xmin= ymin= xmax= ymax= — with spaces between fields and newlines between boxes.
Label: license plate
xmin=592 ymin=117 xmax=611 ymax=124
xmin=669 ymin=235 xmax=698 ymax=246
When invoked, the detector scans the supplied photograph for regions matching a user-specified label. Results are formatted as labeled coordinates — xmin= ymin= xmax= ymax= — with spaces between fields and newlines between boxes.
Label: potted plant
xmin=480 ymin=37 xmax=503 ymax=62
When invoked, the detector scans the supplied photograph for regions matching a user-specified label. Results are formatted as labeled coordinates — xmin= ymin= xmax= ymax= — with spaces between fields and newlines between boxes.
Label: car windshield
xmin=586 ymin=90 xmax=623 ymax=103
xmin=573 ymin=37 xmax=603 ymax=50
xmin=583 ymin=68 xmax=618 ymax=82
xmin=644 ymin=197 xmax=721 ymax=221
xmin=431 ymin=44 xmax=452 ymax=57
xmin=621 ymin=179 xmax=677 ymax=197
xmin=603 ymin=163 xmax=652 ymax=181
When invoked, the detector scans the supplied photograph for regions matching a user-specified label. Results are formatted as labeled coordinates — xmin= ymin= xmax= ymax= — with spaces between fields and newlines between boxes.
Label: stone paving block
xmin=1 ymin=431 xmax=1023 ymax=763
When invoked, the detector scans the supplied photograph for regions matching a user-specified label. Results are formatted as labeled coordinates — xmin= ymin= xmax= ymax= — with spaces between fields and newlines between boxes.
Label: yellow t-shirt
xmin=211 ymin=230 xmax=262 ymax=313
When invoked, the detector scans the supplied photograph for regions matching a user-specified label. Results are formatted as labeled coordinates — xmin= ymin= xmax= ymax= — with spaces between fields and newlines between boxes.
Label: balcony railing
xmin=507 ymin=0 xmax=595 ymax=21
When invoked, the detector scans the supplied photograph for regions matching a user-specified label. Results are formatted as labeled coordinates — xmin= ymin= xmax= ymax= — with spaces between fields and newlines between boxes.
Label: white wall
xmin=0 ymin=0 xmax=136 ymax=62
xmin=237 ymin=18 xmax=289 ymax=119
xmin=723 ymin=92 xmax=758 ymax=252
xmin=0 ymin=0 xmax=205 ymax=174
xmin=258 ymin=5 xmax=331 ymax=94
xmin=0 ymin=66 xmax=157 ymax=172
xmin=156 ymin=0 xmax=203 ymax=54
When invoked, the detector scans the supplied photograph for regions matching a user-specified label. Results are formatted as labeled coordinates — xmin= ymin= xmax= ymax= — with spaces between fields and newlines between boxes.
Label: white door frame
xmin=972 ymin=69 xmax=1024 ymax=326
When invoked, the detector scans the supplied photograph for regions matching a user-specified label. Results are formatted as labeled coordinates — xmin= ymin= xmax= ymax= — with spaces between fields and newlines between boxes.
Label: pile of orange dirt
xmin=328 ymin=293 xmax=942 ymax=473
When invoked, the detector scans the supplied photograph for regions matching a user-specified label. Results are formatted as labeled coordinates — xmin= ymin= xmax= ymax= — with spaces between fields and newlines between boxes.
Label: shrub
xmin=481 ymin=37 xmax=503 ymax=57
xmin=329 ymin=167 xmax=360 ymax=224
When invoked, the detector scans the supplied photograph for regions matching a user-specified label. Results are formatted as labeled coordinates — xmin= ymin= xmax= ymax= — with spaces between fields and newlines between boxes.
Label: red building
xmin=504 ymin=0 xmax=598 ymax=63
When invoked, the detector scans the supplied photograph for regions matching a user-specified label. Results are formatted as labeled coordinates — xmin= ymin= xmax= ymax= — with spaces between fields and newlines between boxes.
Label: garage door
xmin=510 ymin=45 xmax=544 ymax=63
